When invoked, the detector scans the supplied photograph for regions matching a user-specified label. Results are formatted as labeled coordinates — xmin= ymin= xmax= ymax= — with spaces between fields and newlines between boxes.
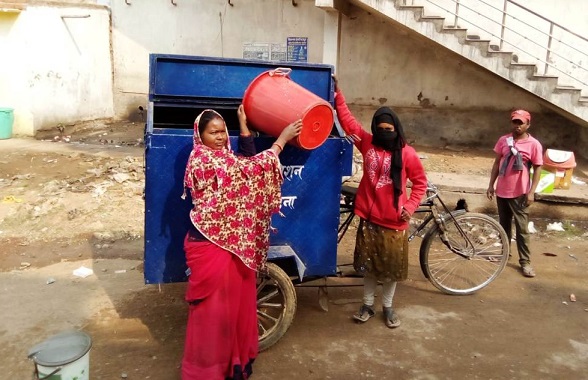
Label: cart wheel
xmin=257 ymin=262 xmax=297 ymax=351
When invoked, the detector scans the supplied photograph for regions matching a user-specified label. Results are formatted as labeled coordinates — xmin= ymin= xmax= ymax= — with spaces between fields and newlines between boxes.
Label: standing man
xmin=487 ymin=110 xmax=543 ymax=278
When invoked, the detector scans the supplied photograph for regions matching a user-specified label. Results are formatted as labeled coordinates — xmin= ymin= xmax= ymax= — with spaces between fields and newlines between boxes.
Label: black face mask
xmin=373 ymin=128 xmax=398 ymax=150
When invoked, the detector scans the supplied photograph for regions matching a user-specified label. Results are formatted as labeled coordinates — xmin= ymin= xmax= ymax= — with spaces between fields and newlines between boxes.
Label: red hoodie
xmin=335 ymin=90 xmax=427 ymax=230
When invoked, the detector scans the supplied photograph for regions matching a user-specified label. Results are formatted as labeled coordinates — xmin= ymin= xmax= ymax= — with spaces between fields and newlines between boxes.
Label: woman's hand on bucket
xmin=271 ymin=120 xmax=302 ymax=155
xmin=332 ymin=74 xmax=340 ymax=92
xmin=280 ymin=120 xmax=303 ymax=142
xmin=237 ymin=104 xmax=252 ymax=137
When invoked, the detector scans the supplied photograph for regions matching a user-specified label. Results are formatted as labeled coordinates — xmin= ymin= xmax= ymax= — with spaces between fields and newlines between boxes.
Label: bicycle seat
xmin=341 ymin=184 xmax=358 ymax=197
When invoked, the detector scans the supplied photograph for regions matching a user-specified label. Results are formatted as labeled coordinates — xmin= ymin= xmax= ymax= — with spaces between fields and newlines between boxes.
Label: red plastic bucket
xmin=243 ymin=68 xmax=333 ymax=150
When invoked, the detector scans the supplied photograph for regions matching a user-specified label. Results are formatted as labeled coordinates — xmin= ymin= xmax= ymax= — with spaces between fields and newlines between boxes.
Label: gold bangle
xmin=272 ymin=143 xmax=283 ymax=151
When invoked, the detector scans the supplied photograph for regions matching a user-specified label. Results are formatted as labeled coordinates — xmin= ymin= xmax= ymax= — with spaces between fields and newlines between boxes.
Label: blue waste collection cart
xmin=144 ymin=54 xmax=353 ymax=350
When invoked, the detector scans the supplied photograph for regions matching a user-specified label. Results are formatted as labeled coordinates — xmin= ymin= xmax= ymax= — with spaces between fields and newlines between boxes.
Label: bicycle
xmin=338 ymin=181 xmax=510 ymax=295
xmin=256 ymin=181 xmax=510 ymax=351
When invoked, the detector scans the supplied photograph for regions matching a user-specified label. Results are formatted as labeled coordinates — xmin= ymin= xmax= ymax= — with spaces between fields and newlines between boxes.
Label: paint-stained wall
xmin=337 ymin=5 xmax=586 ymax=154
xmin=0 ymin=0 xmax=586 ymax=157
xmin=0 ymin=3 xmax=112 ymax=135
xmin=110 ymin=0 xmax=326 ymax=121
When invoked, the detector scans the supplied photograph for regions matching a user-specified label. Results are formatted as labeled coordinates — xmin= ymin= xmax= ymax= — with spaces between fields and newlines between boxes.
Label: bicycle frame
xmin=339 ymin=182 xmax=473 ymax=259
xmin=414 ymin=184 xmax=473 ymax=259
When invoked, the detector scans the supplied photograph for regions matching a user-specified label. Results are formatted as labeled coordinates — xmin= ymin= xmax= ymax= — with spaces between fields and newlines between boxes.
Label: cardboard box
xmin=552 ymin=168 xmax=574 ymax=190
xmin=533 ymin=169 xmax=555 ymax=193
xmin=543 ymin=149 xmax=576 ymax=190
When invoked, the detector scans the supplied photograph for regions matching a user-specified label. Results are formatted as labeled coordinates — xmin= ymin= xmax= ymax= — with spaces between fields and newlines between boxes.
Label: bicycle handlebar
xmin=342 ymin=181 xmax=441 ymax=208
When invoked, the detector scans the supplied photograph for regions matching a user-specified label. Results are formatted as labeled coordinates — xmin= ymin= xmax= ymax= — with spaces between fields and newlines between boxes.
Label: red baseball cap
xmin=511 ymin=109 xmax=531 ymax=123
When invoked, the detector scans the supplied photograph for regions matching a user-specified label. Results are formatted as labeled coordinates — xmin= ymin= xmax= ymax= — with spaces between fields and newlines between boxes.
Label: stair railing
xmin=403 ymin=0 xmax=588 ymax=94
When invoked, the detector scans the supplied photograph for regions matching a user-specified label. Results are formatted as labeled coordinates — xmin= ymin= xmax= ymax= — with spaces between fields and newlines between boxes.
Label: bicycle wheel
xmin=257 ymin=262 xmax=297 ymax=351
xmin=419 ymin=213 xmax=509 ymax=295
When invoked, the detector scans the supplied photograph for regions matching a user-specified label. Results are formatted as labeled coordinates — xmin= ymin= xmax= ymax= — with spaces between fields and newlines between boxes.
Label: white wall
xmin=0 ymin=4 xmax=113 ymax=135
xmin=110 ymin=0 xmax=326 ymax=120
xmin=1 ymin=0 xmax=587 ymax=154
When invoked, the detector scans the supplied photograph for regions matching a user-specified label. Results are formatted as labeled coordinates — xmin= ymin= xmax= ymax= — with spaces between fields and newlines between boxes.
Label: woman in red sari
xmin=181 ymin=105 xmax=301 ymax=380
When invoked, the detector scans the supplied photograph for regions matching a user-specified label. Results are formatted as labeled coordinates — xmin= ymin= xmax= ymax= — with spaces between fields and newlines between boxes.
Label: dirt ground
xmin=1 ymin=121 xmax=587 ymax=379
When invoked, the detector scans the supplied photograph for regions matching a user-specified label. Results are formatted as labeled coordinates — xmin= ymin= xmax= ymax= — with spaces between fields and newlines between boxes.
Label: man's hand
xmin=526 ymin=192 xmax=535 ymax=206
xmin=486 ymin=187 xmax=495 ymax=200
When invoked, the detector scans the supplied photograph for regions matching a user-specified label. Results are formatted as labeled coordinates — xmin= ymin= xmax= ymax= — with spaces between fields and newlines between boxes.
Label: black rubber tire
xmin=257 ymin=262 xmax=297 ymax=351
xmin=419 ymin=212 xmax=509 ymax=295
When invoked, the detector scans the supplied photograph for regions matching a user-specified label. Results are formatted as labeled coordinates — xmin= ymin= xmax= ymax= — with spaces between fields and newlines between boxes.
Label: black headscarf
xmin=370 ymin=107 xmax=407 ymax=209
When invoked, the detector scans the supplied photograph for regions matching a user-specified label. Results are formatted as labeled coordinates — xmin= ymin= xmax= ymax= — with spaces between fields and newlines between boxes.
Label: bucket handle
xmin=269 ymin=67 xmax=292 ymax=77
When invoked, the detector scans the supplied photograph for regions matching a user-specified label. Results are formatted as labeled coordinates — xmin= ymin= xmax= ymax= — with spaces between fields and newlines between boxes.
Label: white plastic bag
xmin=546 ymin=222 xmax=565 ymax=232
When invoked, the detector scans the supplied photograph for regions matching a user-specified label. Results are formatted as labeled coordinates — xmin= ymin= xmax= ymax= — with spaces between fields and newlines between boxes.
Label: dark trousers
xmin=496 ymin=195 xmax=531 ymax=266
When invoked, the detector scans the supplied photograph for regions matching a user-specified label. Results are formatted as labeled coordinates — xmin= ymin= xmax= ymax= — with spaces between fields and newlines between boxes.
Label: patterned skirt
xmin=353 ymin=218 xmax=409 ymax=282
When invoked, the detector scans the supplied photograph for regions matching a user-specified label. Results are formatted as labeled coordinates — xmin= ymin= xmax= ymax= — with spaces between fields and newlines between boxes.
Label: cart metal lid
xmin=149 ymin=54 xmax=334 ymax=106
xmin=28 ymin=330 xmax=92 ymax=366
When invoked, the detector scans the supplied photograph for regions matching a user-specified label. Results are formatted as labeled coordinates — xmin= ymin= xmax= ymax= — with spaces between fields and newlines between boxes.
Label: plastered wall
xmin=336 ymin=5 xmax=586 ymax=155
xmin=0 ymin=0 xmax=586 ymax=157
xmin=0 ymin=3 xmax=112 ymax=135
xmin=110 ymin=0 xmax=326 ymax=121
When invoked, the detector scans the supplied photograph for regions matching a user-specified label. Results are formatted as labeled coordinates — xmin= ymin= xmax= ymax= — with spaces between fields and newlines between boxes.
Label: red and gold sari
xmin=181 ymin=110 xmax=283 ymax=379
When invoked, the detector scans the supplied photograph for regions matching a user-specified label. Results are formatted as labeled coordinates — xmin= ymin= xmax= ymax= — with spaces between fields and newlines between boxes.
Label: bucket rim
xmin=0 ymin=107 xmax=14 ymax=112
xmin=242 ymin=69 xmax=279 ymax=107
xmin=28 ymin=330 xmax=92 ymax=367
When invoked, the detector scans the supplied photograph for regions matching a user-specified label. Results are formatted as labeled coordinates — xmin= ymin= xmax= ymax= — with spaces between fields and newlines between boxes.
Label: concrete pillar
xmin=322 ymin=10 xmax=341 ymax=72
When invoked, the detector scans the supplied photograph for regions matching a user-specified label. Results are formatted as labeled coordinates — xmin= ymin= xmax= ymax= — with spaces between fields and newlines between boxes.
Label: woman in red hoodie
xmin=334 ymin=78 xmax=427 ymax=328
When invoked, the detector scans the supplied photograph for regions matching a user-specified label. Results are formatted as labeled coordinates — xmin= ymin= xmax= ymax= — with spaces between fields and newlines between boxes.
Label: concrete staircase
xmin=324 ymin=0 xmax=588 ymax=126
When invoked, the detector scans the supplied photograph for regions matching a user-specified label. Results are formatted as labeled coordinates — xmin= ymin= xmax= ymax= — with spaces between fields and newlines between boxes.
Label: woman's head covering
xmin=183 ymin=110 xmax=283 ymax=271
xmin=193 ymin=109 xmax=231 ymax=150
xmin=370 ymin=107 xmax=407 ymax=209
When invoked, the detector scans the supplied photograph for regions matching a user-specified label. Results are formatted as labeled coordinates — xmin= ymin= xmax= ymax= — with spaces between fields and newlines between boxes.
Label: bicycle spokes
xmin=421 ymin=213 xmax=509 ymax=295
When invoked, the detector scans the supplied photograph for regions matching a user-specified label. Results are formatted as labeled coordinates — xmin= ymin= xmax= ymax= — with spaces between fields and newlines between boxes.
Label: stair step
xmin=420 ymin=16 xmax=445 ymax=31
xmin=465 ymin=38 xmax=491 ymax=43
xmin=442 ymin=27 xmax=468 ymax=33
xmin=384 ymin=0 xmax=588 ymax=120
xmin=397 ymin=5 xmax=424 ymax=11
xmin=397 ymin=5 xmax=424 ymax=17
xmin=484 ymin=50 xmax=514 ymax=63
xmin=533 ymin=75 xmax=559 ymax=80
xmin=530 ymin=75 xmax=559 ymax=90
xmin=510 ymin=62 xmax=537 ymax=68
xmin=486 ymin=50 xmax=513 ymax=56
xmin=440 ymin=27 xmax=468 ymax=43
xmin=554 ymin=86 xmax=582 ymax=93
xmin=464 ymin=38 xmax=491 ymax=52
xmin=486 ymin=51 xmax=514 ymax=62
xmin=508 ymin=62 xmax=538 ymax=77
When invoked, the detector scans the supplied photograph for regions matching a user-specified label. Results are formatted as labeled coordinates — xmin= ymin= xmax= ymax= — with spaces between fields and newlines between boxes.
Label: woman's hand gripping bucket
xmin=243 ymin=67 xmax=333 ymax=150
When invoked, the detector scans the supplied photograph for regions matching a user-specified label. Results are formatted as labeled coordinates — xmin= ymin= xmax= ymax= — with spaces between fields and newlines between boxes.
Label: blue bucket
xmin=0 ymin=107 xmax=14 ymax=139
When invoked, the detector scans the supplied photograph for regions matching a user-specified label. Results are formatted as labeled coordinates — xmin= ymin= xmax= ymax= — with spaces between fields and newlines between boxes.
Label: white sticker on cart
xmin=281 ymin=196 xmax=298 ymax=209
xmin=282 ymin=165 xmax=305 ymax=181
